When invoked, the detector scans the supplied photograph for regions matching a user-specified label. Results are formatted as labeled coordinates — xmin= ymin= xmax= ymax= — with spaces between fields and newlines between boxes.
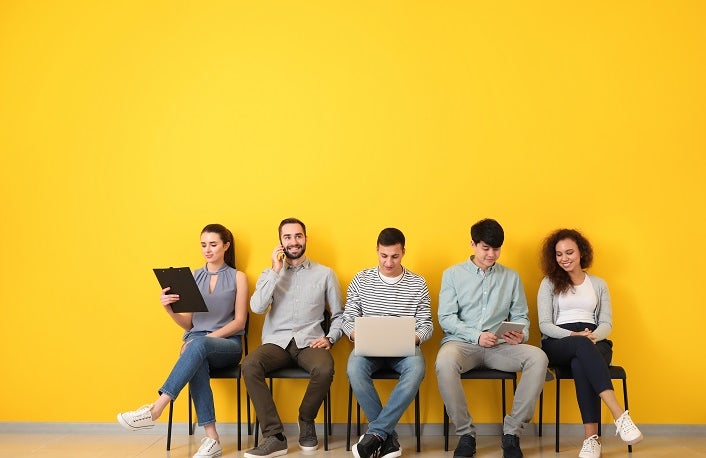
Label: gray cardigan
xmin=537 ymin=273 xmax=612 ymax=341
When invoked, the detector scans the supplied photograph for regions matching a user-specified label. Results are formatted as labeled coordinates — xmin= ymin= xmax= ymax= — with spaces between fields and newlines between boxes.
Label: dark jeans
xmin=241 ymin=339 xmax=334 ymax=437
xmin=541 ymin=322 xmax=613 ymax=424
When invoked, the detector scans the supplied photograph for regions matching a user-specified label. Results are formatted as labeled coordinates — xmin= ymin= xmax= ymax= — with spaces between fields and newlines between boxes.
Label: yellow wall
xmin=1 ymin=1 xmax=704 ymax=426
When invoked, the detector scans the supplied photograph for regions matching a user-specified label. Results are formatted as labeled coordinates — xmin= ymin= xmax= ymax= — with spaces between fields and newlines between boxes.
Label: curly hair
xmin=540 ymin=228 xmax=593 ymax=295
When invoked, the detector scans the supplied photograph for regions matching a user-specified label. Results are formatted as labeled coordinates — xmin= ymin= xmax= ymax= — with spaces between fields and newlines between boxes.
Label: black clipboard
xmin=153 ymin=267 xmax=209 ymax=313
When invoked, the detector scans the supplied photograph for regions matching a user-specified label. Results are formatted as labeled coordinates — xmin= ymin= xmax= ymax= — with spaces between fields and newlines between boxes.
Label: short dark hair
xmin=377 ymin=227 xmax=405 ymax=248
xmin=278 ymin=217 xmax=306 ymax=238
xmin=470 ymin=218 xmax=504 ymax=248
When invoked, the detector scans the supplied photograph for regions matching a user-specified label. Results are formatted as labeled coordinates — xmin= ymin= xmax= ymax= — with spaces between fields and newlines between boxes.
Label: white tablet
xmin=494 ymin=321 xmax=525 ymax=337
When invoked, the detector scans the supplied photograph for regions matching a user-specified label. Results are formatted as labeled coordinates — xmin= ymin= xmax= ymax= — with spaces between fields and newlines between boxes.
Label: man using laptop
xmin=342 ymin=228 xmax=433 ymax=458
xmin=435 ymin=219 xmax=548 ymax=458
xmin=242 ymin=218 xmax=344 ymax=458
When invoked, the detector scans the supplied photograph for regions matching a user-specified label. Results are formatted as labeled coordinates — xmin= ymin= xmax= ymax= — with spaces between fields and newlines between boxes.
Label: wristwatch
xmin=327 ymin=337 xmax=335 ymax=346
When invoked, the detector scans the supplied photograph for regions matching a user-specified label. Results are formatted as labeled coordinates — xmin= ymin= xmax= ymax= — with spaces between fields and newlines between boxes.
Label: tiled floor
xmin=0 ymin=429 xmax=704 ymax=457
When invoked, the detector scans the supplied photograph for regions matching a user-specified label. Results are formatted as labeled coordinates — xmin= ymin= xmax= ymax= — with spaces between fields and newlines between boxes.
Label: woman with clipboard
xmin=537 ymin=229 xmax=643 ymax=458
xmin=118 ymin=224 xmax=248 ymax=458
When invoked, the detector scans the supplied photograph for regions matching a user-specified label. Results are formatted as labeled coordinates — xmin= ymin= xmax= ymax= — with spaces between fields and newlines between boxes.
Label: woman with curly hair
xmin=537 ymin=229 xmax=643 ymax=458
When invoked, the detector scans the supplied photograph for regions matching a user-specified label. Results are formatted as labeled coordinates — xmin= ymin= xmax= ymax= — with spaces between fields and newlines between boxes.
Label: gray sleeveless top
xmin=190 ymin=264 xmax=243 ymax=335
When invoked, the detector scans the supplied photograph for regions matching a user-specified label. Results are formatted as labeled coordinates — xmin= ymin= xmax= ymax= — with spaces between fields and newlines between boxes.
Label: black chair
xmin=253 ymin=310 xmax=332 ymax=451
xmin=442 ymin=369 xmax=517 ymax=451
xmin=537 ymin=369 xmax=555 ymax=437
xmin=539 ymin=365 xmax=632 ymax=453
xmin=345 ymin=369 xmax=421 ymax=452
xmin=166 ymin=319 xmax=251 ymax=451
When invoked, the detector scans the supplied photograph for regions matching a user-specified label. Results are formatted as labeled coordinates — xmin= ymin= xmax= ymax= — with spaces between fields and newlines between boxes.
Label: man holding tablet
xmin=435 ymin=219 xmax=548 ymax=458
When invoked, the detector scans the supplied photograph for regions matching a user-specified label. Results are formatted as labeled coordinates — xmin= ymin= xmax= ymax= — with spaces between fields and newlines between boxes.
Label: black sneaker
xmin=353 ymin=433 xmax=382 ymax=458
xmin=502 ymin=434 xmax=523 ymax=458
xmin=380 ymin=433 xmax=402 ymax=458
xmin=453 ymin=434 xmax=476 ymax=457
xmin=298 ymin=418 xmax=318 ymax=451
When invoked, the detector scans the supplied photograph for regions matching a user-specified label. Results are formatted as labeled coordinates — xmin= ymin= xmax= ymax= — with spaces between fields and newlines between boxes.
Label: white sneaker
xmin=615 ymin=410 xmax=643 ymax=445
xmin=579 ymin=434 xmax=601 ymax=458
xmin=117 ymin=404 xmax=155 ymax=431
xmin=194 ymin=437 xmax=222 ymax=458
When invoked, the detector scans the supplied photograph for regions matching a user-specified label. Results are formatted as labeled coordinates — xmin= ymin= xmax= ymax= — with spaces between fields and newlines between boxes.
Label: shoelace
xmin=198 ymin=437 xmax=217 ymax=454
xmin=132 ymin=405 xmax=153 ymax=420
xmin=580 ymin=435 xmax=599 ymax=453
xmin=615 ymin=412 xmax=638 ymax=436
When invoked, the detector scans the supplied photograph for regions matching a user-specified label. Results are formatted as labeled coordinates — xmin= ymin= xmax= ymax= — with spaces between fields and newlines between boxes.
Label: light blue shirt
xmin=438 ymin=257 xmax=530 ymax=345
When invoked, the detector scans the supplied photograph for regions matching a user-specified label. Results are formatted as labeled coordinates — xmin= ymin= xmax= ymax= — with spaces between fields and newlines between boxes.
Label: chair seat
xmin=552 ymin=365 xmax=626 ymax=380
xmin=209 ymin=365 xmax=242 ymax=378
xmin=265 ymin=367 xmax=312 ymax=379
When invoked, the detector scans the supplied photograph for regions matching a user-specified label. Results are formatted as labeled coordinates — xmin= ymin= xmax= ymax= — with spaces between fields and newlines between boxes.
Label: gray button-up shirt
xmin=250 ymin=258 xmax=344 ymax=348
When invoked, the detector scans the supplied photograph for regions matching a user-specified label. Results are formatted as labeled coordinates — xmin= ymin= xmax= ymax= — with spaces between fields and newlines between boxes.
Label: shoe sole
xmin=195 ymin=451 xmax=222 ymax=458
xmin=299 ymin=443 xmax=318 ymax=451
xmin=243 ymin=449 xmax=287 ymax=458
xmin=116 ymin=413 xmax=154 ymax=431
xmin=381 ymin=449 xmax=402 ymax=458
xmin=623 ymin=433 xmax=644 ymax=445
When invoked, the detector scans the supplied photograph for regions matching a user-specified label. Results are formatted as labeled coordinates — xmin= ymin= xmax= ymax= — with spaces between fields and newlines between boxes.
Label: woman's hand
xmin=572 ymin=328 xmax=597 ymax=344
xmin=160 ymin=287 xmax=180 ymax=310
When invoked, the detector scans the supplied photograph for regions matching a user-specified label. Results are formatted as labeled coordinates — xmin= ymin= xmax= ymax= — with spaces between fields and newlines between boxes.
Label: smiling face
xmin=377 ymin=243 xmax=405 ymax=277
xmin=279 ymin=222 xmax=307 ymax=260
xmin=555 ymin=237 xmax=581 ymax=274
xmin=201 ymin=231 xmax=229 ymax=265
xmin=470 ymin=240 xmax=501 ymax=271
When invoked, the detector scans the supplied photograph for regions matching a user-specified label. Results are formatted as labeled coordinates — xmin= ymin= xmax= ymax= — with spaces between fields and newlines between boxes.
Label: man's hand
xmin=309 ymin=337 xmax=331 ymax=350
xmin=502 ymin=330 xmax=524 ymax=345
xmin=478 ymin=331 xmax=498 ymax=348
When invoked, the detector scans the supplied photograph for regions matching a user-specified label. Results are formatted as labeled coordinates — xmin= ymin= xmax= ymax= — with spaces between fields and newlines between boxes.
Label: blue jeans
xmin=160 ymin=332 xmax=242 ymax=426
xmin=346 ymin=348 xmax=426 ymax=439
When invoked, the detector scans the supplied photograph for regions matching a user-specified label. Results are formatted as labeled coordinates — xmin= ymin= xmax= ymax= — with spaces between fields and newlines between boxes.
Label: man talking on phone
xmin=435 ymin=218 xmax=548 ymax=458
xmin=243 ymin=217 xmax=344 ymax=458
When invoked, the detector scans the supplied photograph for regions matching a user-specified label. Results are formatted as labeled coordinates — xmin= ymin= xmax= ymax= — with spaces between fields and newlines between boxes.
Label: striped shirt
xmin=342 ymin=267 xmax=433 ymax=344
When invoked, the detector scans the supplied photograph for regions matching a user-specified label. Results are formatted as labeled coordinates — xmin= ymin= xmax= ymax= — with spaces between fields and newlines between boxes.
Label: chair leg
xmin=188 ymin=388 xmax=194 ymax=435
xmin=166 ymin=400 xmax=174 ymax=451
xmin=501 ymin=379 xmax=507 ymax=416
xmin=237 ymin=378 xmax=242 ymax=451
xmin=346 ymin=385 xmax=353 ymax=451
xmin=323 ymin=391 xmax=329 ymax=451
xmin=356 ymin=402 xmax=361 ymax=436
xmin=622 ymin=377 xmax=632 ymax=453
xmin=415 ymin=391 xmax=421 ymax=452
xmin=443 ymin=407 xmax=449 ymax=452
xmin=247 ymin=393 xmax=252 ymax=435
xmin=555 ymin=377 xmax=560 ymax=453
xmin=538 ymin=390 xmax=543 ymax=437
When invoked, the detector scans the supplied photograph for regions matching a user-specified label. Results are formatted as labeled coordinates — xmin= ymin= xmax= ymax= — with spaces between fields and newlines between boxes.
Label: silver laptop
xmin=354 ymin=316 xmax=416 ymax=357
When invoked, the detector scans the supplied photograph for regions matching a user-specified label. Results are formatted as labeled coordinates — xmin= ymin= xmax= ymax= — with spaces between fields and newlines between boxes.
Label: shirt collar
xmin=468 ymin=255 xmax=496 ymax=274
xmin=286 ymin=258 xmax=311 ymax=270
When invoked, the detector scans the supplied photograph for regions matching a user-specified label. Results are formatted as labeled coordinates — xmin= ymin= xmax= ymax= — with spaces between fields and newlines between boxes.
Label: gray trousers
xmin=435 ymin=340 xmax=548 ymax=437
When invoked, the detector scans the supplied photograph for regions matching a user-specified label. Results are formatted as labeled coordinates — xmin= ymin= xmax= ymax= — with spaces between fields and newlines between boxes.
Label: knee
xmin=528 ymin=346 xmax=549 ymax=369
xmin=241 ymin=355 xmax=263 ymax=379
xmin=310 ymin=358 xmax=334 ymax=383
xmin=435 ymin=346 xmax=460 ymax=377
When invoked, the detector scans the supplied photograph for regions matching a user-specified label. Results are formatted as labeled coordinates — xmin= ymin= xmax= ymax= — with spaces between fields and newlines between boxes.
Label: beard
xmin=284 ymin=243 xmax=306 ymax=260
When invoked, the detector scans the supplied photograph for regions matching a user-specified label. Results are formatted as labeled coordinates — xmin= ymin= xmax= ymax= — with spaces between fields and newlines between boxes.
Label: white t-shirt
xmin=556 ymin=274 xmax=597 ymax=325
